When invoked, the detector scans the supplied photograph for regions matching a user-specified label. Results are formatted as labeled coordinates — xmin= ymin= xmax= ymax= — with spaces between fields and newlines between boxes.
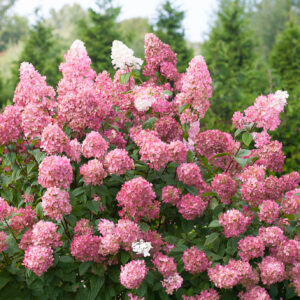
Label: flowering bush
xmin=0 ymin=34 xmax=299 ymax=300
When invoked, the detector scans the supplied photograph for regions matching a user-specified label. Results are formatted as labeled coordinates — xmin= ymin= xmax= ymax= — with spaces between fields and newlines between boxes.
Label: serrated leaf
xmin=86 ymin=201 xmax=100 ymax=214
xmin=79 ymin=261 xmax=92 ymax=276
xmin=119 ymin=73 xmax=130 ymax=85
xmin=211 ymin=152 xmax=231 ymax=160
xmin=242 ymin=132 xmax=253 ymax=146
xmin=89 ymin=276 xmax=104 ymax=300
xmin=204 ymin=232 xmax=219 ymax=247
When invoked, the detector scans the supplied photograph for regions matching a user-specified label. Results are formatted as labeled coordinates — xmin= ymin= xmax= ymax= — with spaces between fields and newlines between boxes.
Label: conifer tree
xmin=11 ymin=13 xmax=61 ymax=89
xmin=271 ymin=20 xmax=300 ymax=172
xmin=154 ymin=0 xmax=193 ymax=73
xmin=202 ymin=0 xmax=269 ymax=125
xmin=78 ymin=0 xmax=121 ymax=74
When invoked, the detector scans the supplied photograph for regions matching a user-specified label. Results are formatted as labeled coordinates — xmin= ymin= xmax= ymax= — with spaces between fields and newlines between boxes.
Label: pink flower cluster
xmin=10 ymin=206 xmax=36 ymax=232
xmin=177 ymin=194 xmax=208 ymax=220
xmin=258 ymin=256 xmax=286 ymax=285
xmin=212 ymin=173 xmax=237 ymax=204
xmin=219 ymin=209 xmax=251 ymax=238
xmin=161 ymin=272 xmax=183 ymax=295
xmin=81 ymin=131 xmax=109 ymax=160
xmin=183 ymin=289 xmax=219 ymax=300
xmin=116 ymin=177 xmax=159 ymax=221
xmin=120 ymin=260 xmax=148 ymax=289
xmin=104 ymin=149 xmax=134 ymax=175
xmin=282 ymin=189 xmax=300 ymax=215
xmin=38 ymin=155 xmax=73 ymax=189
xmin=161 ymin=186 xmax=181 ymax=205
xmin=232 ymin=90 xmax=288 ymax=131
xmin=258 ymin=200 xmax=280 ymax=224
xmin=238 ymin=236 xmax=265 ymax=261
xmin=80 ymin=159 xmax=107 ymax=186
xmin=152 ymin=253 xmax=177 ymax=277
xmin=177 ymin=163 xmax=203 ymax=187
xmin=238 ymin=286 xmax=271 ymax=300
xmin=176 ymin=56 xmax=212 ymax=118
xmin=182 ymin=246 xmax=211 ymax=274
xmin=143 ymin=33 xmax=178 ymax=81
xmin=41 ymin=123 xmax=70 ymax=155
xmin=42 ymin=187 xmax=72 ymax=220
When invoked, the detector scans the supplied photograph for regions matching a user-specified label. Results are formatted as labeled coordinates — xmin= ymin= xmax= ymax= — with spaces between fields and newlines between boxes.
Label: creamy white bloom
xmin=271 ymin=90 xmax=289 ymax=111
xmin=70 ymin=40 xmax=86 ymax=56
xmin=111 ymin=40 xmax=143 ymax=71
xmin=132 ymin=239 xmax=152 ymax=257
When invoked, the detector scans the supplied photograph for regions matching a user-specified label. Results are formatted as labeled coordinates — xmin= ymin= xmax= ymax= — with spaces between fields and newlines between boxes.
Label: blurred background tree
xmin=153 ymin=0 xmax=193 ymax=72
xmin=202 ymin=0 xmax=269 ymax=129
xmin=78 ymin=0 xmax=121 ymax=74
xmin=0 ymin=0 xmax=300 ymax=171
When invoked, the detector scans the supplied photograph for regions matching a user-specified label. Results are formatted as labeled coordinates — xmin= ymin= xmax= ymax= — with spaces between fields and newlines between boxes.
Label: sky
xmin=13 ymin=0 xmax=219 ymax=42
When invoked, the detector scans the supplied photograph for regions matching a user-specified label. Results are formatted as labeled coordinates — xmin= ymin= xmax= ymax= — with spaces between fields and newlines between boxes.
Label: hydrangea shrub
xmin=0 ymin=36 xmax=299 ymax=300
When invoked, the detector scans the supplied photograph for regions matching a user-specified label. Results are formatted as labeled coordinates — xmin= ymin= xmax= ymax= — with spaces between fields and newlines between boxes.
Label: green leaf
xmin=35 ymin=202 xmax=43 ymax=218
xmin=236 ymin=149 xmax=251 ymax=157
xmin=142 ymin=117 xmax=157 ymax=130
xmin=204 ymin=232 xmax=219 ymax=247
xmin=179 ymin=103 xmax=190 ymax=114
xmin=0 ymin=272 xmax=11 ymax=290
xmin=120 ymin=252 xmax=130 ymax=264
xmin=86 ymin=201 xmax=100 ymax=214
xmin=139 ymin=222 xmax=150 ymax=232
xmin=208 ymin=220 xmax=221 ymax=228
xmin=119 ymin=73 xmax=130 ymax=85
xmin=60 ymin=256 xmax=74 ymax=263
xmin=186 ymin=150 xmax=194 ymax=163
xmin=163 ymin=90 xmax=172 ymax=96
xmin=79 ymin=261 xmax=92 ymax=276
xmin=242 ymin=132 xmax=253 ymax=146
xmin=234 ymin=157 xmax=248 ymax=168
xmin=89 ymin=276 xmax=104 ymax=300
xmin=234 ymin=128 xmax=245 ymax=138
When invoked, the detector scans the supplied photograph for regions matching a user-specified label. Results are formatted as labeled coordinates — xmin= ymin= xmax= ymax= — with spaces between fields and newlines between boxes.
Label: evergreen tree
xmin=154 ymin=0 xmax=193 ymax=73
xmin=271 ymin=20 xmax=300 ymax=172
xmin=271 ymin=20 xmax=300 ymax=91
xmin=11 ymin=13 xmax=61 ymax=89
xmin=202 ymin=0 xmax=269 ymax=126
xmin=78 ymin=0 xmax=121 ymax=74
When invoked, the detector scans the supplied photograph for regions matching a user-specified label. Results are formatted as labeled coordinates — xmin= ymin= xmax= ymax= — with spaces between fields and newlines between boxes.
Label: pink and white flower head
xmin=80 ymin=159 xmax=107 ymax=186
xmin=258 ymin=226 xmax=285 ymax=247
xmin=177 ymin=194 xmax=208 ymax=220
xmin=182 ymin=246 xmax=211 ymax=274
xmin=41 ymin=187 xmax=72 ymax=220
xmin=208 ymin=264 xmax=239 ymax=289
xmin=238 ymin=236 xmax=265 ymax=261
xmin=81 ymin=131 xmax=109 ymax=160
xmin=116 ymin=177 xmax=159 ymax=222
xmin=161 ymin=272 xmax=183 ymax=295
xmin=238 ymin=286 xmax=271 ymax=300
xmin=152 ymin=253 xmax=177 ymax=277
xmin=111 ymin=40 xmax=143 ymax=71
xmin=258 ymin=256 xmax=286 ymax=285
xmin=38 ymin=155 xmax=73 ymax=189
xmin=104 ymin=149 xmax=134 ymax=175
xmin=258 ymin=200 xmax=280 ymax=224
xmin=23 ymin=245 xmax=53 ymax=276
xmin=120 ymin=260 xmax=148 ymax=289
xmin=219 ymin=209 xmax=251 ymax=238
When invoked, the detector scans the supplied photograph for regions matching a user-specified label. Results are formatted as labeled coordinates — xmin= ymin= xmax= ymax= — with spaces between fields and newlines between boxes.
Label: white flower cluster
xmin=70 ymin=40 xmax=86 ymax=56
xmin=111 ymin=40 xmax=143 ymax=71
xmin=132 ymin=239 xmax=152 ymax=257
xmin=271 ymin=90 xmax=289 ymax=111
xmin=133 ymin=87 xmax=156 ymax=112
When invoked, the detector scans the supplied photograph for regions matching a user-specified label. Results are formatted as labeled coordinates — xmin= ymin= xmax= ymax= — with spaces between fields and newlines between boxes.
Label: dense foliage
xmin=0 ymin=33 xmax=299 ymax=300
